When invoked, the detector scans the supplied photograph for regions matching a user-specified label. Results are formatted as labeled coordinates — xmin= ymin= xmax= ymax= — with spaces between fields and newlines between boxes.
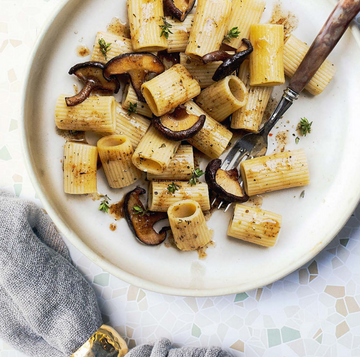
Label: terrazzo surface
xmin=1 ymin=1 xmax=360 ymax=356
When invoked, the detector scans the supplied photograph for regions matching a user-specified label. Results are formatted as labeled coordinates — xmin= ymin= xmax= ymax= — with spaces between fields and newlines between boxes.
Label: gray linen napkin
xmin=0 ymin=190 xmax=232 ymax=357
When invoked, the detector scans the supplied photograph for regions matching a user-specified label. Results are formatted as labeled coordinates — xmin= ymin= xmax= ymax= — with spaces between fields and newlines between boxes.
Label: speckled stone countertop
xmin=1 ymin=1 xmax=360 ymax=356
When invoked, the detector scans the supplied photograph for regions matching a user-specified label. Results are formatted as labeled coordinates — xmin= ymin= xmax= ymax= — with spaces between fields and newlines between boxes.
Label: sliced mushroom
xmin=65 ymin=62 xmax=120 ymax=106
xmin=152 ymin=105 xmax=206 ymax=141
xmin=104 ymin=53 xmax=165 ymax=102
xmin=202 ymin=39 xmax=253 ymax=81
xmin=164 ymin=0 xmax=196 ymax=21
xmin=124 ymin=187 xmax=169 ymax=246
xmin=205 ymin=159 xmax=249 ymax=203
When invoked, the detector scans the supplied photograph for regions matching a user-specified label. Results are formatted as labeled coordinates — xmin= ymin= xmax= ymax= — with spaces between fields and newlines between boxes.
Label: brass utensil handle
xmin=289 ymin=0 xmax=360 ymax=94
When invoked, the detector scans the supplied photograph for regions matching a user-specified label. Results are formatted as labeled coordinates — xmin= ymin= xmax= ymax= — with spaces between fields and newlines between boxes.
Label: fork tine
xmin=217 ymin=201 xmax=224 ymax=209
xmin=211 ymin=196 xmax=218 ymax=206
xmin=224 ymin=203 xmax=232 ymax=212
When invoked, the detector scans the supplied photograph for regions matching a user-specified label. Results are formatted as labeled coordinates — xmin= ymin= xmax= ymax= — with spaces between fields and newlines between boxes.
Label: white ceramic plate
xmin=21 ymin=0 xmax=360 ymax=297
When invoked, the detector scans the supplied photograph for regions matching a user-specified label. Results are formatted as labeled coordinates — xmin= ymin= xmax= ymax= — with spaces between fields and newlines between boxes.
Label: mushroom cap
xmin=163 ymin=0 xmax=196 ymax=21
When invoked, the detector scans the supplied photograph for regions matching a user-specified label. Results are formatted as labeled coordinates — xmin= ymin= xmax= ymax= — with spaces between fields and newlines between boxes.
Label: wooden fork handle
xmin=289 ymin=0 xmax=360 ymax=94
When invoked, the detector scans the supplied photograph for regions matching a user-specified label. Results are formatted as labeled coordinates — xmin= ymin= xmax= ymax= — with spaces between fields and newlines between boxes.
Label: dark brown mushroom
xmin=65 ymin=62 xmax=120 ymax=107
xmin=104 ymin=53 xmax=165 ymax=102
xmin=152 ymin=105 xmax=206 ymax=141
xmin=205 ymin=159 xmax=249 ymax=203
xmin=202 ymin=39 xmax=253 ymax=81
xmin=163 ymin=0 xmax=196 ymax=21
xmin=124 ymin=187 xmax=169 ymax=246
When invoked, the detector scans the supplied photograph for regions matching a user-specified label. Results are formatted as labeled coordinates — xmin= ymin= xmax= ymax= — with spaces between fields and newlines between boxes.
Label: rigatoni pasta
xmin=167 ymin=15 xmax=194 ymax=53
xmin=250 ymin=24 xmax=285 ymax=86
xmin=63 ymin=142 xmax=98 ymax=194
xmin=240 ymin=149 xmax=310 ymax=196
xmin=148 ymin=181 xmax=210 ymax=212
xmin=168 ymin=200 xmax=212 ymax=251
xmin=55 ymin=95 xmax=116 ymax=133
xmin=97 ymin=135 xmax=142 ymax=188
xmin=132 ymin=125 xmax=180 ymax=175
xmin=231 ymin=60 xmax=273 ymax=132
xmin=141 ymin=64 xmax=201 ymax=116
xmin=284 ymin=34 xmax=336 ymax=95
xmin=184 ymin=101 xmax=233 ymax=159
xmin=147 ymin=145 xmax=194 ymax=181
xmin=195 ymin=75 xmax=248 ymax=122
xmin=91 ymin=32 xmax=133 ymax=63
xmin=122 ymin=83 xmax=152 ymax=118
xmin=127 ymin=0 xmax=167 ymax=52
xmin=186 ymin=0 xmax=232 ymax=59
xmin=227 ymin=204 xmax=282 ymax=247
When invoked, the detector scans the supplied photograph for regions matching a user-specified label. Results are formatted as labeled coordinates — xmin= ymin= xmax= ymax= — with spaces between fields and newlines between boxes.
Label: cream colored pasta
xmin=121 ymin=83 xmax=152 ymax=118
xmin=183 ymin=101 xmax=233 ymax=159
xmin=167 ymin=15 xmax=194 ymax=53
xmin=231 ymin=60 xmax=273 ymax=132
xmin=250 ymin=24 xmax=285 ymax=86
xmin=97 ymin=135 xmax=141 ymax=188
xmin=284 ymin=34 xmax=336 ymax=96
xmin=195 ymin=75 xmax=248 ymax=122
xmin=132 ymin=125 xmax=180 ymax=175
xmin=227 ymin=204 xmax=282 ymax=247
xmin=55 ymin=95 xmax=116 ymax=133
xmin=91 ymin=32 xmax=133 ymax=63
xmin=141 ymin=64 xmax=201 ymax=116
xmin=104 ymin=102 xmax=151 ymax=149
xmin=63 ymin=142 xmax=98 ymax=194
xmin=148 ymin=181 xmax=210 ymax=212
xmin=240 ymin=149 xmax=310 ymax=196
xmin=180 ymin=53 xmax=221 ymax=89
xmin=127 ymin=0 xmax=167 ymax=52
xmin=147 ymin=145 xmax=194 ymax=181
xmin=168 ymin=200 xmax=212 ymax=251
xmin=225 ymin=0 xmax=265 ymax=49
xmin=185 ymin=0 xmax=232 ymax=59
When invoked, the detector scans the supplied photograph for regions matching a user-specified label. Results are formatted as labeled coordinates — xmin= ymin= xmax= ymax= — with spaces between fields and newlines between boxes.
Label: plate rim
xmin=20 ymin=0 xmax=360 ymax=297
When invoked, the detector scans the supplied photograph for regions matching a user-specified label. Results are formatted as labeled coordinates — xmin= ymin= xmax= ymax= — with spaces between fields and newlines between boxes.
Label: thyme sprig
xmin=224 ymin=27 xmax=241 ymax=42
xmin=99 ymin=194 xmax=111 ymax=213
xmin=98 ymin=38 xmax=112 ymax=60
xmin=189 ymin=168 xmax=205 ymax=186
xmin=159 ymin=17 xmax=173 ymax=39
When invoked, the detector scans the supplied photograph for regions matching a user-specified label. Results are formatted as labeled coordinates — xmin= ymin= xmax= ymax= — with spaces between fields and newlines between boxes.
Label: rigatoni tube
xmin=63 ymin=142 xmax=97 ymax=194
xmin=141 ymin=64 xmax=201 ymax=116
xmin=185 ymin=0 xmax=232 ymax=59
xmin=184 ymin=101 xmax=233 ymax=159
xmin=168 ymin=200 xmax=212 ymax=251
xmin=225 ymin=0 xmax=265 ymax=49
xmin=122 ymin=83 xmax=152 ymax=118
xmin=250 ymin=24 xmax=285 ymax=86
xmin=97 ymin=135 xmax=142 ymax=188
xmin=195 ymin=75 xmax=248 ymax=122
xmin=167 ymin=15 xmax=194 ymax=53
xmin=55 ymin=95 xmax=116 ymax=133
xmin=227 ymin=204 xmax=282 ymax=247
xmin=148 ymin=181 xmax=210 ymax=212
xmin=240 ymin=149 xmax=310 ymax=196
xmin=147 ymin=145 xmax=194 ymax=181
xmin=284 ymin=34 xmax=336 ymax=95
xmin=132 ymin=125 xmax=180 ymax=175
xmin=231 ymin=60 xmax=273 ymax=132
xmin=127 ymin=0 xmax=168 ymax=52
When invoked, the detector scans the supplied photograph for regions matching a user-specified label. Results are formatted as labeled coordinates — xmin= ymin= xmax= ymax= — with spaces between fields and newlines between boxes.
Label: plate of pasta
xmin=21 ymin=0 xmax=360 ymax=296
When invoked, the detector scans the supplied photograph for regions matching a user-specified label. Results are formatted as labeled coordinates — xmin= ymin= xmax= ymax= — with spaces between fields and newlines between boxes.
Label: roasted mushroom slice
xmin=65 ymin=62 xmax=120 ymax=107
xmin=205 ymin=159 xmax=249 ymax=203
xmin=164 ymin=0 xmax=196 ymax=21
xmin=104 ymin=53 xmax=165 ymax=102
xmin=152 ymin=105 xmax=206 ymax=141
xmin=124 ymin=187 xmax=169 ymax=246
xmin=202 ymin=39 xmax=253 ymax=82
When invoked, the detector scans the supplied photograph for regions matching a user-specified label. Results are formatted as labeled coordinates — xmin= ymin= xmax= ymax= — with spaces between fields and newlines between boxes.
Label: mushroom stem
xmin=65 ymin=81 xmax=97 ymax=107
xmin=202 ymin=51 xmax=233 ymax=64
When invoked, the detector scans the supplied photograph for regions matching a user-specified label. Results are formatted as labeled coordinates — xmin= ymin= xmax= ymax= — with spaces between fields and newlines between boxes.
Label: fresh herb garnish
xmin=295 ymin=136 xmax=300 ymax=144
xmin=133 ymin=205 xmax=149 ymax=216
xmin=99 ymin=194 xmax=111 ymax=213
xmin=224 ymin=27 xmax=241 ymax=42
xmin=298 ymin=117 xmax=313 ymax=136
xmin=300 ymin=190 xmax=305 ymax=198
xmin=98 ymin=38 xmax=112 ymax=60
xmin=128 ymin=102 xmax=137 ymax=115
xmin=159 ymin=17 xmax=173 ymax=39
xmin=189 ymin=168 xmax=205 ymax=186
xmin=167 ymin=182 xmax=180 ymax=193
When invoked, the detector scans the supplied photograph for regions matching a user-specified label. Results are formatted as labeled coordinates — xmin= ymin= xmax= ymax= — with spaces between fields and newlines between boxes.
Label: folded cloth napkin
xmin=0 ymin=190 xmax=232 ymax=357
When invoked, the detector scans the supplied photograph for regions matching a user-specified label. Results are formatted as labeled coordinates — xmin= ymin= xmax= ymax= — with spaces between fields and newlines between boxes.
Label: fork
xmin=213 ymin=0 xmax=360 ymax=211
